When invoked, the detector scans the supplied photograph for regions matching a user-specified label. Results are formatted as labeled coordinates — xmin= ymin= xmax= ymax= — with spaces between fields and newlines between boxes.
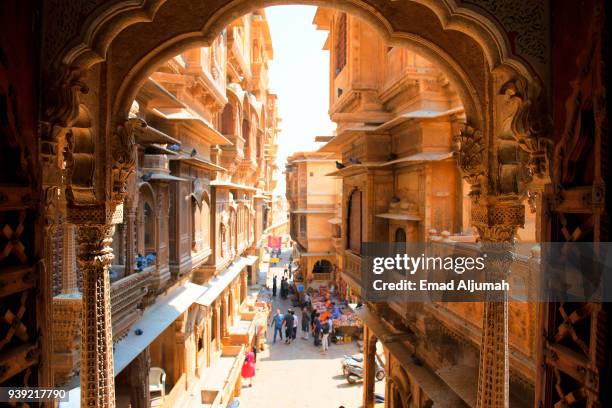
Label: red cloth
xmin=241 ymin=351 xmax=256 ymax=378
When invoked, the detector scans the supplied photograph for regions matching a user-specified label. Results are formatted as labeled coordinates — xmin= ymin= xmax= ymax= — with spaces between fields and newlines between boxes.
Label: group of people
xmin=269 ymin=308 xmax=299 ymax=344
xmin=272 ymin=274 xmax=291 ymax=299
xmin=269 ymin=306 xmax=335 ymax=353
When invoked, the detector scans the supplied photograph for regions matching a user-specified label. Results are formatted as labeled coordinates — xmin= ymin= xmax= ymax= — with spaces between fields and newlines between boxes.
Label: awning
xmin=376 ymin=151 xmax=452 ymax=167
xmin=169 ymin=154 xmax=227 ymax=172
xmin=152 ymin=108 xmax=232 ymax=145
xmin=144 ymin=144 xmax=180 ymax=155
xmin=135 ymin=125 xmax=180 ymax=145
xmin=244 ymin=255 xmax=259 ymax=266
xmin=210 ymin=180 xmax=258 ymax=191
xmin=139 ymin=78 xmax=186 ymax=110
xmin=196 ymin=257 xmax=249 ymax=307
xmin=113 ymin=282 xmax=207 ymax=375
xmin=375 ymin=213 xmax=420 ymax=221
xmin=144 ymin=172 xmax=189 ymax=182
xmin=326 ymin=151 xmax=452 ymax=177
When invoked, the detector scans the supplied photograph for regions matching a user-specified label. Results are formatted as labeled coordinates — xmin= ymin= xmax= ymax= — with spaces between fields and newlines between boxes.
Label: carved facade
xmin=311 ymin=6 xmax=561 ymax=408
xmin=41 ymin=9 xmax=279 ymax=408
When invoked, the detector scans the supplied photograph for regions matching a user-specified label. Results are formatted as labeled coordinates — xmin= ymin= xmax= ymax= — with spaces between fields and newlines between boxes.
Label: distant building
xmin=285 ymin=151 xmax=342 ymax=284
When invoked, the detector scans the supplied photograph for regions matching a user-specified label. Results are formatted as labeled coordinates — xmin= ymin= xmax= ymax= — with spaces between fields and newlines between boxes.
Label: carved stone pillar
xmin=71 ymin=204 xmax=122 ymax=408
xmin=473 ymin=204 xmax=523 ymax=408
xmin=214 ymin=305 xmax=222 ymax=349
xmin=128 ymin=348 xmax=151 ymax=408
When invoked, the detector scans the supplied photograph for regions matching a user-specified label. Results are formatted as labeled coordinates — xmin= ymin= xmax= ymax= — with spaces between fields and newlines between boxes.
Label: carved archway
xmin=39 ymin=2 xmax=550 ymax=408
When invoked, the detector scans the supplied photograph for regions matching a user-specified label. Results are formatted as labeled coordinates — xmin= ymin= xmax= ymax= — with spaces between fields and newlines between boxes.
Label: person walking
xmin=321 ymin=318 xmax=331 ymax=354
xmin=272 ymin=275 xmax=277 ymax=297
xmin=241 ymin=350 xmax=256 ymax=387
xmin=280 ymin=277 xmax=288 ymax=299
xmin=313 ymin=312 xmax=322 ymax=347
xmin=301 ymin=307 xmax=311 ymax=340
xmin=269 ymin=309 xmax=284 ymax=344
xmin=282 ymin=309 xmax=295 ymax=344
xmin=303 ymin=291 xmax=311 ymax=308
xmin=291 ymin=310 xmax=298 ymax=340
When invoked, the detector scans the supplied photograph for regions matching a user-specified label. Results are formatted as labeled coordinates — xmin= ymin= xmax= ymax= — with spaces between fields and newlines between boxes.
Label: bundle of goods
xmin=333 ymin=312 xmax=362 ymax=328
xmin=257 ymin=292 xmax=273 ymax=305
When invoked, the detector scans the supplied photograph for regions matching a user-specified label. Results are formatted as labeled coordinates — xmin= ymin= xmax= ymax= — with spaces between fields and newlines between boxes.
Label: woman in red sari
xmin=241 ymin=350 xmax=256 ymax=387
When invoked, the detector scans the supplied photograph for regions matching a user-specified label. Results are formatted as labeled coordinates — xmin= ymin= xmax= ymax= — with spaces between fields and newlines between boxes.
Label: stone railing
xmin=110 ymin=271 xmax=151 ymax=341
xmin=343 ymin=250 xmax=362 ymax=290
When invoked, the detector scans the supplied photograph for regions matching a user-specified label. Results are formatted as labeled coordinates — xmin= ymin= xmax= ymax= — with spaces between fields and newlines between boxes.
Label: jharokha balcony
xmin=110 ymin=271 xmax=152 ymax=341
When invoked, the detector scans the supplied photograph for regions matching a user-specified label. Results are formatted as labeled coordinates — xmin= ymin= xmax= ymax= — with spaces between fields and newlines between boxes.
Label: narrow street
xmin=239 ymin=248 xmax=382 ymax=408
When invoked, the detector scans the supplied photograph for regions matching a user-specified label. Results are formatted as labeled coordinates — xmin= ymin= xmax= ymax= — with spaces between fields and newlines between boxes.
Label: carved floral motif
xmin=453 ymin=125 xmax=486 ymax=198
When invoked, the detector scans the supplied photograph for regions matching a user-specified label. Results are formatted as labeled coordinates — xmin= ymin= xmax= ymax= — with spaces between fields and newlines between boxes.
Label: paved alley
xmin=238 ymin=249 xmax=383 ymax=408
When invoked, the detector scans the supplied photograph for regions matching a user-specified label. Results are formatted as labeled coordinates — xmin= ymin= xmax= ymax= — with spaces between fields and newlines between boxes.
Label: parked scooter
xmin=341 ymin=354 xmax=363 ymax=373
xmin=344 ymin=354 xmax=385 ymax=384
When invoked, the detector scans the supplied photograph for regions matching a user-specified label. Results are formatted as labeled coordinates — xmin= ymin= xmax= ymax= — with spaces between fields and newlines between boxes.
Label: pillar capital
xmin=471 ymin=202 xmax=524 ymax=243
xmin=67 ymin=202 xmax=124 ymax=226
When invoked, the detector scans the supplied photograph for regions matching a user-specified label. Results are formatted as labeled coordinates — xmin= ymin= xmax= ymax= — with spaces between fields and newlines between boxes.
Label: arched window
xmin=335 ymin=13 xmax=347 ymax=76
xmin=220 ymin=223 xmax=226 ymax=257
xmin=313 ymin=260 xmax=333 ymax=274
xmin=229 ymin=209 xmax=236 ymax=252
xmin=143 ymin=202 xmax=155 ymax=252
xmin=221 ymin=103 xmax=237 ymax=135
xmin=200 ymin=198 xmax=211 ymax=250
xmin=242 ymin=119 xmax=250 ymax=153
xmin=347 ymin=189 xmax=362 ymax=253
xmin=395 ymin=228 xmax=406 ymax=243
xmin=191 ymin=197 xmax=198 ymax=250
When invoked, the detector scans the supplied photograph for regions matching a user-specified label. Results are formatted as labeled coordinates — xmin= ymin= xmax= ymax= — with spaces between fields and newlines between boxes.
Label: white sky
xmin=265 ymin=6 xmax=335 ymax=194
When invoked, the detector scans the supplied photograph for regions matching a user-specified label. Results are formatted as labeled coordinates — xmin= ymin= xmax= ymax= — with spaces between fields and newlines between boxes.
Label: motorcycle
xmin=344 ymin=354 xmax=385 ymax=384
xmin=341 ymin=354 xmax=363 ymax=373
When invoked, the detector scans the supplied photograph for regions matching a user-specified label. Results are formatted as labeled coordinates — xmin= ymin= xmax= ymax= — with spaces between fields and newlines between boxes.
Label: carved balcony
xmin=343 ymin=250 xmax=362 ymax=291
xmin=142 ymin=153 xmax=170 ymax=173
xmin=110 ymin=271 xmax=151 ymax=341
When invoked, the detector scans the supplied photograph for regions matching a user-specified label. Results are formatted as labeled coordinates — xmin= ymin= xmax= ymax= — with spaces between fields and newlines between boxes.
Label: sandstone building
xmin=285 ymin=151 xmax=342 ymax=284
xmin=46 ymin=10 xmax=281 ymax=408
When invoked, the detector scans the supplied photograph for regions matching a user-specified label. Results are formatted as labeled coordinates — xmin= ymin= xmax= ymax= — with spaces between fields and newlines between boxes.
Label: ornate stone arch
xmin=38 ymin=2 xmax=552 ymax=407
